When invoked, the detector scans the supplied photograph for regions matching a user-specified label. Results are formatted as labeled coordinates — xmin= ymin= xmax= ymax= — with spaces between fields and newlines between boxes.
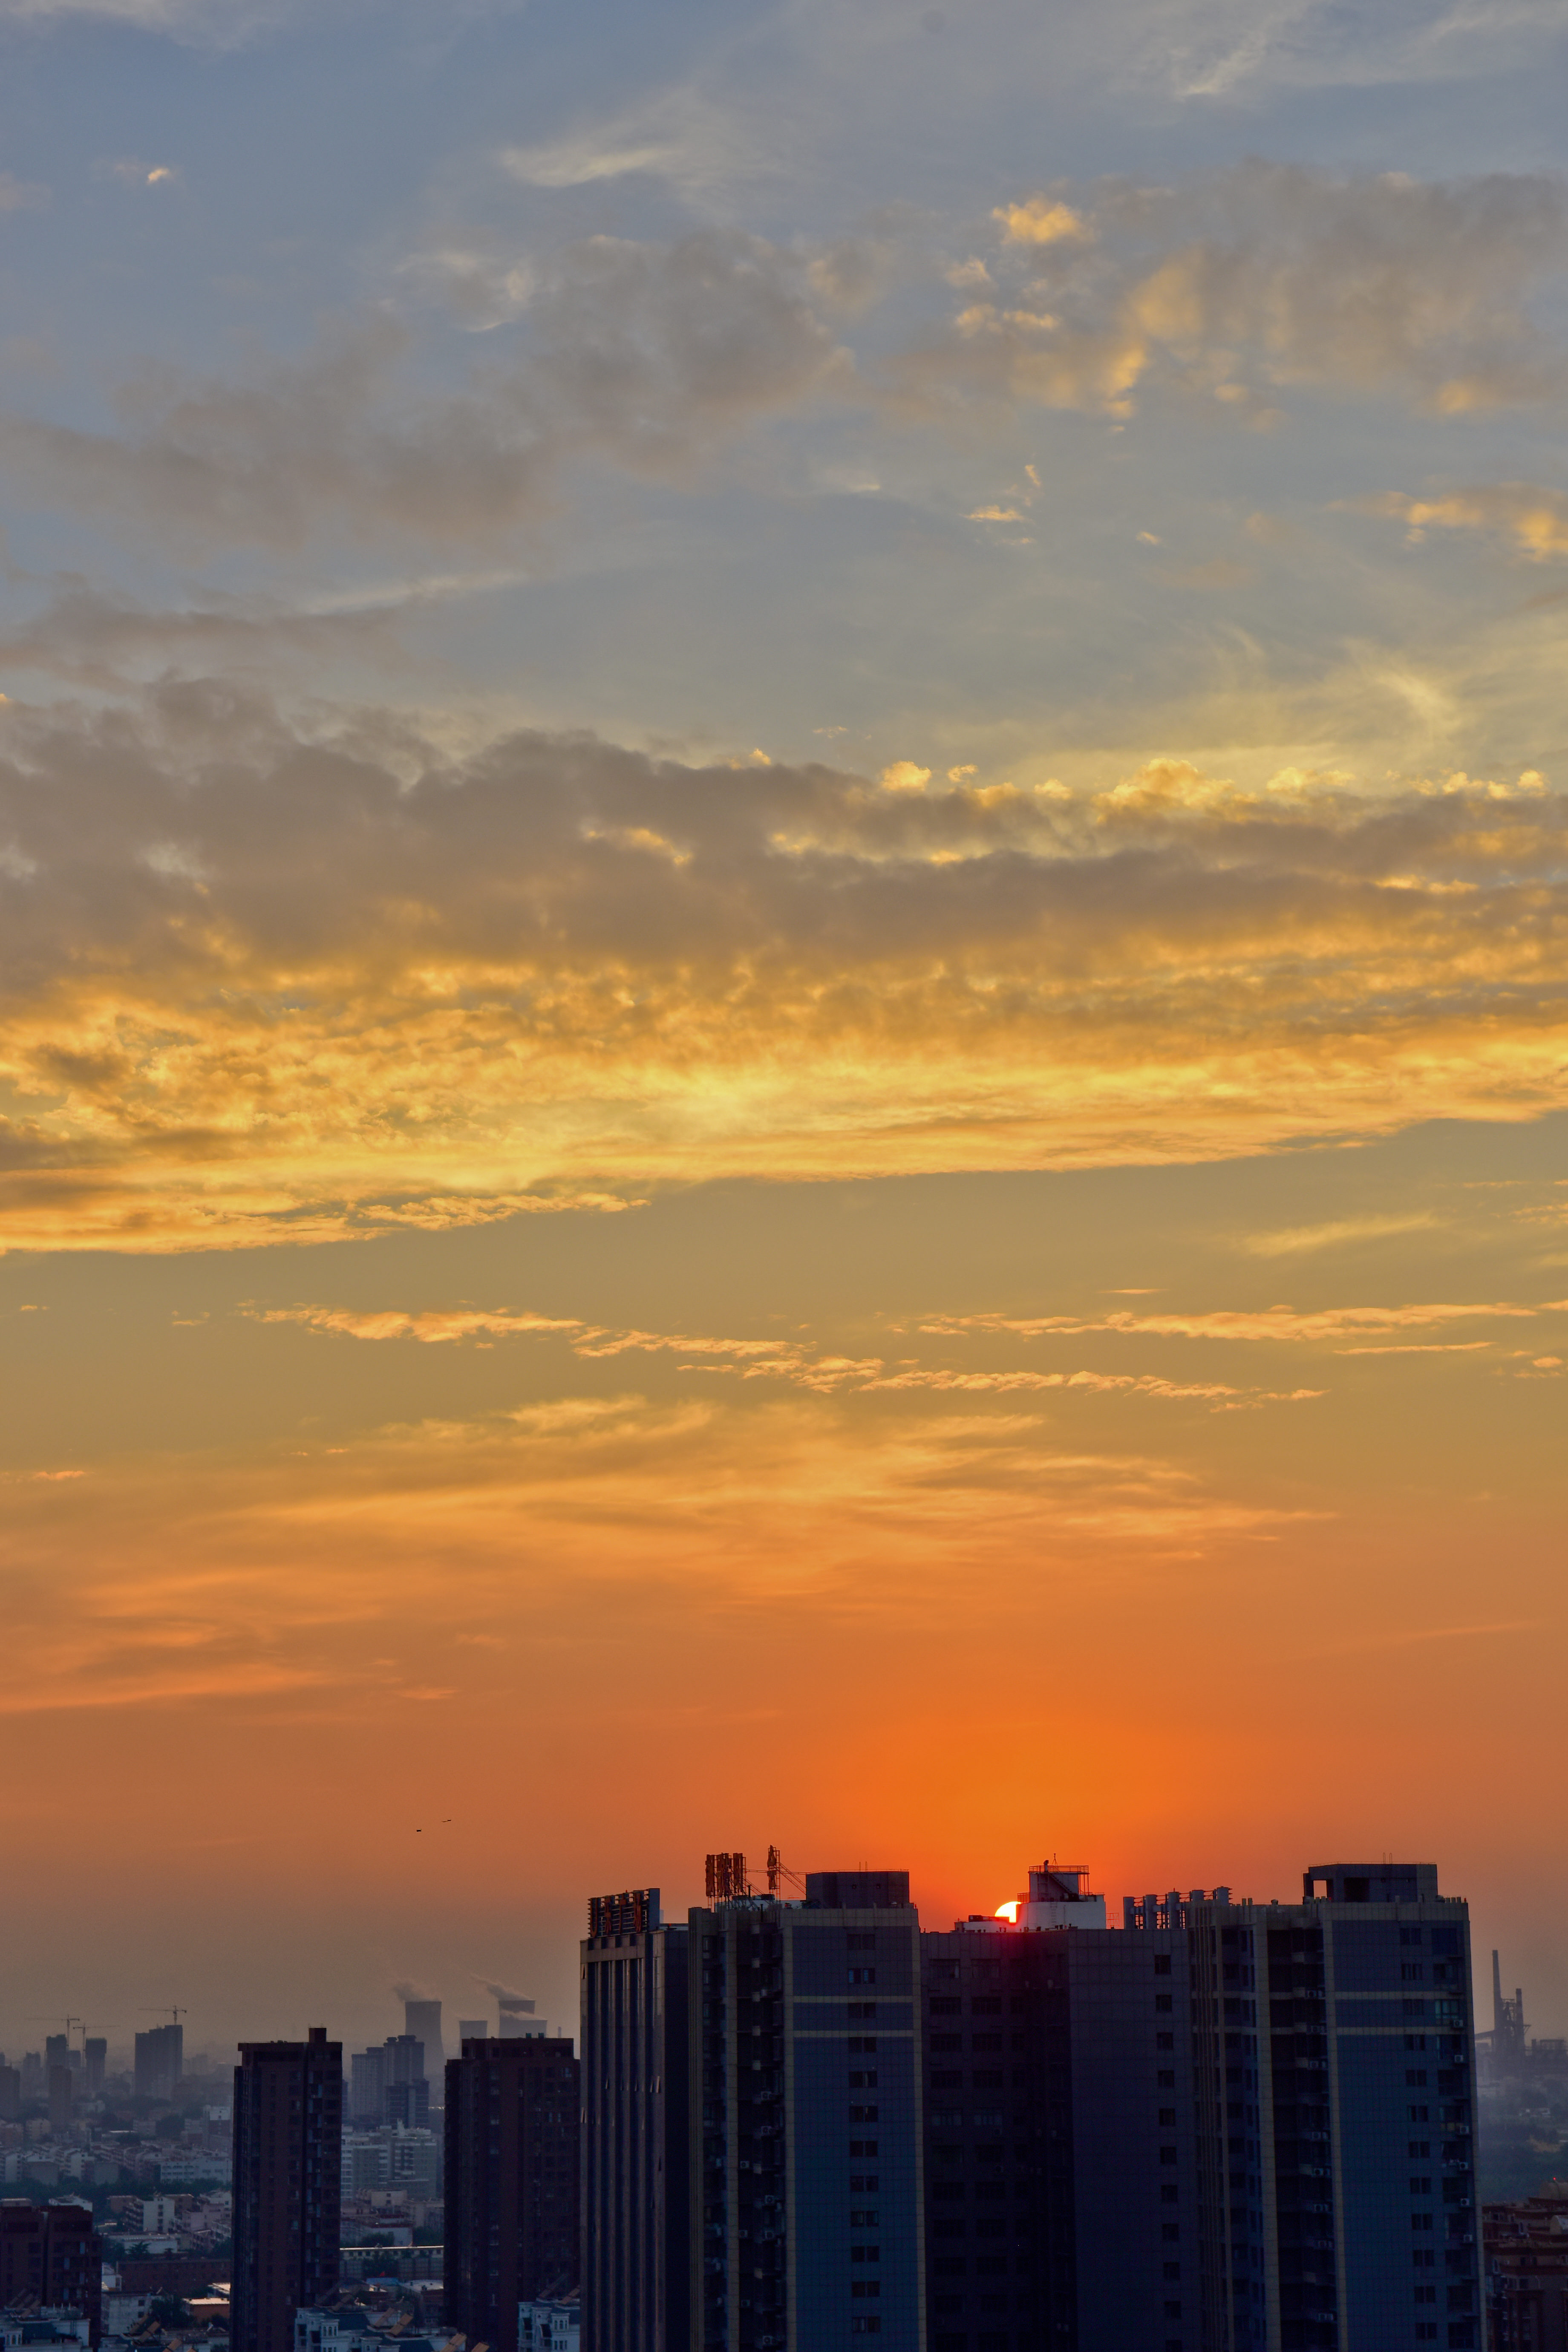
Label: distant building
xmin=691 ymin=1868 xmax=926 ymax=2352
xmin=82 ymin=2047 xmax=105 ymax=2103
xmin=0 ymin=2199 xmax=102 ymax=2343
xmin=445 ymin=2036 xmax=580 ymax=2352
xmin=0 ymin=2072 xmax=19 ymax=2126
xmin=1485 ymin=2189 xmax=1568 ymax=2349
xmin=348 ymin=2039 xmax=427 ymax=2131
xmin=134 ymin=2029 xmax=183 ymax=2107
xmin=579 ymin=1887 xmax=689 ymax=2352
xmin=456 ymin=2023 xmax=487 ymax=2047
xmin=231 ymin=2029 xmax=342 ymax=2352
xmin=403 ymin=2006 xmax=444 ymax=2084
xmin=46 ymin=2072 xmax=73 ymax=2135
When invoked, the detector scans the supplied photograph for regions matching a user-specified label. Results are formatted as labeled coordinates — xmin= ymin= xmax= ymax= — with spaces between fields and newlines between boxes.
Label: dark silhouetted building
xmin=135 ymin=2024 xmax=184 ymax=2104
xmin=0 ymin=2198 xmax=103 ymax=2341
xmin=918 ymin=1851 xmax=1477 ymax=2352
xmin=232 ymin=2028 xmax=343 ymax=2352
xmin=348 ymin=2035 xmax=428 ymax=2129
xmin=446 ymin=2034 xmax=580 ymax=2352
xmin=580 ymin=1888 xmax=689 ymax=2352
xmin=691 ymin=1868 xmax=926 ymax=2352
xmin=47 ymin=2066 xmax=73 ymax=2134
xmin=83 ymin=2041 xmax=106 ymax=2100
xmin=0 ymin=2066 xmax=20 ymax=2123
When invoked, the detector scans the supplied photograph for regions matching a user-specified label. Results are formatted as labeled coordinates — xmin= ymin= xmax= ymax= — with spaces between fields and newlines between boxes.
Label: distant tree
xmin=154 ymin=2115 xmax=185 ymax=2142
xmin=148 ymin=2299 xmax=191 ymax=2326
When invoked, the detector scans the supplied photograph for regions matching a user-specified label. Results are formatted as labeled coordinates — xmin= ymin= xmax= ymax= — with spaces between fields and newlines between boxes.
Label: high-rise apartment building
xmin=84 ymin=2040 xmax=107 ymax=2099
xmin=691 ymin=1868 xmax=926 ymax=2352
xmin=135 ymin=2024 xmax=184 ymax=2104
xmin=48 ymin=2065 xmax=74 ymax=2133
xmin=445 ymin=2034 xmax=580 ymax=2352
xmin=0 ymin=2066 xmax=20 ymax=2123
xmin=918 ymin=1851 xmax=1478 ymax=2352
xmin=0 ymin=2197 xmax=103 ymax=2341
xmin=580 ymin=1887 xmax=690 ymax=2352
xmin=231 ymin=2028 xmax=343 ymax=2352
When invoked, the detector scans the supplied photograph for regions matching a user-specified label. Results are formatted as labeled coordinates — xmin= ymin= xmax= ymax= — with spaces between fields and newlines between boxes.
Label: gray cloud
xmin=0 ymin=231 xmax=853 ymax=556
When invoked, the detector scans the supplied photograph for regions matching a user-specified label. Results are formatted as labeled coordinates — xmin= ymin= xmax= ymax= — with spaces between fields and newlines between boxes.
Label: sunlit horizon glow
xmin=0 ymin=0 xmax=1566 ymax=2063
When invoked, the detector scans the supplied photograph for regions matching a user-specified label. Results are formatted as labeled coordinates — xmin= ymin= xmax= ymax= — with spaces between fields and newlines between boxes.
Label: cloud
xmin=1239 ymin=1212 xmax=1441 ymax=1255
xmin=240 ymin=1301 xmax=1325 ymax=1408
xmin=0 ymin=171 xmax=46 ymax=211
xmin=0 ymin=231 xmax=854 ymax=554
xmin=907 ymin=163 xmax=1568 ymax=422
xmin=1356 ymin=483 xmax=1568 ymax=560
xmin=2 ymin=695 xmax=1568 ymax=1249
xmin=920 ymin=1300 xmax=1567 ymax=1345
xmin=500 ymin=87 xmax=765 ymax=199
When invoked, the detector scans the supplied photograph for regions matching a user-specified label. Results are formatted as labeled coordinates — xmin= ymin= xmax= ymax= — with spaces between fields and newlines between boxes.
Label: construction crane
xmin=28 ymin=2015 xmax=84 ymax=2042
xmin=139 ymin=2008 xmax=188 ymax=2023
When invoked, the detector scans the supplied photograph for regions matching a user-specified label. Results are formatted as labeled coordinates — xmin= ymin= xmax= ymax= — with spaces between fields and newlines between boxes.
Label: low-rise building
xmin=1486 ymin=2189 xmax=1568 ymax=2349
xmin=516 ymin=2297 xmax=577 ymax=2352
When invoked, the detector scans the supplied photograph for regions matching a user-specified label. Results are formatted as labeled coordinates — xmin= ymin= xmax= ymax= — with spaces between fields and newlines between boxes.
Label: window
xmin=850 ymin=2210 xmax=879 ymax=2228
xmin=1406 ymin=2035 xmax=1427 ymax=2051
xmin=1164 ymin=2300 xmax=1182 ymax=2319
xmin=1162 ymin=2224 xmax=1180 ymax=2242
xmin=1412 ymin=2214 xmax=1434 ymax=2232
xmin=850 ymin=2173 xmax=879 ymax=2190
xmin=1413 ymin=2251 xmax=1435 ymax=2271
xmin=851 ymin=2246 xmax=881 ymax=2264
xmin=1402 ymin=1928 xmax=1424 ymax=1946
xmin=850 ymin=2280 xmax=881 ymax=2297
xmin=930 ymin=1997 xmax=961 ymax=2017
xmin=849 ymin=2322 xmax=880 ymax=2337
xmin=849 ymin=2072 xmax=878 ymax=2090
xmin=1158 ymin=2107 xmax=1177 ymax=2125
xmin=971 ymin=1997 xmax=1003 ymax=2016
xmin=1158 ymin=2070 xmax=1176 ymax=2087
xmin=1161 ymin=2185 xmax=1179 ymax=2204
xmin=847 ymin=1931 xmax=876 ymax=1949
xmin=1407 ymin=2070 xmax=1428 ymax=2087
xmin=931 ymin=2035 xmax=962 ymax=2053
xmin=848 ymin=2037 xmax=878 ymax=2054
xmin=1402 ymin=1964 xmax=1426 ymax=1982
xmin=1409 ymin=2142 xmax=1430 ymax=2158
xmin=1154 ymin=1956 xmax=1173 ymax=1975
xmin=1415 ymin=2329 xmax=1436 ymax=2343
xmin=1157 ymin=2032 xmax=1174 ymax=2051
xmin=849 ymin=1969 xmax=877 ymax=1986
xmin=1415 ymin=2287 xmax=1436 ymax=2305
xmin=1409 ymin=2105 xmax=1430 ymax=2123
xmin=1163 ymin=2262 xmax=1181 ymax=2281
xmin=849 ymin=2003 xmax=877 ymax=2021
xmin=850 ymin=2103 xmax=879 ymax=2122
xmin=1160 ymin=2146 xmax=1177 ymax=2166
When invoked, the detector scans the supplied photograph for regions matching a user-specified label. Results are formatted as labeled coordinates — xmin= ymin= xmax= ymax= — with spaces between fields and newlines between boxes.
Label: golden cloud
xmin=3 ymin=693 xmax=1568 ymax=1251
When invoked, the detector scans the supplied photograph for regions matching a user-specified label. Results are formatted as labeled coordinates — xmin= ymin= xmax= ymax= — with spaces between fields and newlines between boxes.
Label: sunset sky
xmin=2 ymin=0 xmax=1567 ymax=2067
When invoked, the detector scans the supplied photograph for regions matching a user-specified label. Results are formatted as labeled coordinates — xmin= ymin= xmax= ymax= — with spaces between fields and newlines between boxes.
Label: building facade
xmin=444 ymin=2035 xmax=580 ymax=2352
xmin=691 ymin=1869 xmax=926 ymax=2352
xmin=580 ymin=1888 xmax=689 ymax=2352
xmin=0 ymin=2200 xmax=102 ymax=2343
xmin=231 ymin=2029 xmax=343 ymax=2352
xmin=135 ymin=2027 xmax=183 ymax=2105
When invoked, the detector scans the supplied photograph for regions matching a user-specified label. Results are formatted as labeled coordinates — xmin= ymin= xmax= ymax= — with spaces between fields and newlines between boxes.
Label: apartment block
xmin=231 ymin=2029 xmax=343 ymax=2352
xmin=580 ymin=1888 xmax=689 ymax=2352
xmin=444 ymin=2035 xmax=580 ymax=2352
xmin=691 ymin=1868 xmax=925 ymax=2352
